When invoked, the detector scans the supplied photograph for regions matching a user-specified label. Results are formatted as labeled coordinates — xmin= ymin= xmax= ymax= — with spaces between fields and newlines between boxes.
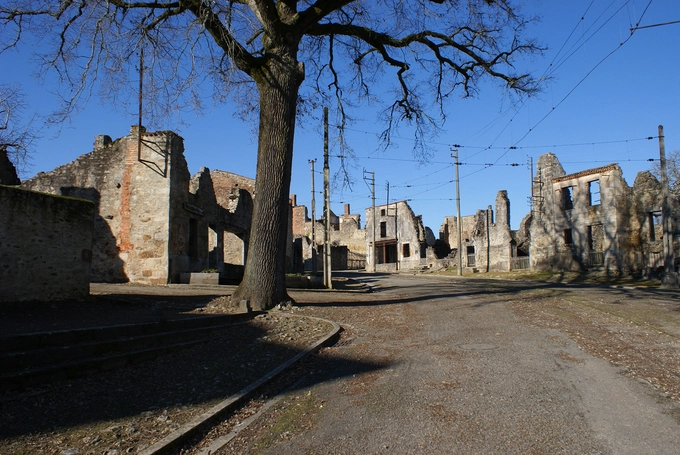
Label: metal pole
xmin=658 ymin=125 xmax=676 ymax=281
xmin=309 ymin=158 xmax=317 ymax=273
xmin=453 ymin=149 xmax=463 ymax=276
xmin=323 ymin=108 xmax=332 ymax=289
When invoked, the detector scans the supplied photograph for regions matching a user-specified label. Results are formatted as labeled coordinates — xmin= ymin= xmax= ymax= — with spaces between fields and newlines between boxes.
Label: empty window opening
xmin=188 ymin=218 xmax=199 ymax=258
xmin=588 ymin=180 xmax=601 ymax=206
xmin=403 ymin=243 xmax=410 ymax=258
xmin=561 ymin=187 xmax=574 ymax=210
xmin=564 ymin=228 xmax=573 ymax=245
xmin=649 ymin=211 xmax=662 ymax=241
xmin=380 ymin=209 xmax=386 ymax=216
xmin=380 ymin=221 xmax=387 ymax=238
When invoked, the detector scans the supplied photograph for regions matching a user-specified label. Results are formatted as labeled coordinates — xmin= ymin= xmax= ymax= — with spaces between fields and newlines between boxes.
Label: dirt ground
xmin=1 ymin=272 xmax=680 ymax=454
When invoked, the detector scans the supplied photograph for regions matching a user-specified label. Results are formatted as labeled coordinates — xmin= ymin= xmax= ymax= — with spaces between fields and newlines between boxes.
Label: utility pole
xmin=658 ymin=125 xmax=677 ymax=285
xmin=364 ymin=169 xmax=376 ymax=272
xmin=452 ymin=149 xmax=463 ymax=276
xmin=137 ymin=45 xmax=144 ymax=161
xmin=308 ymin=158 xmax=317 ymax=273
xmin=529 ymin=156 xmax=534 ymax=214
xmin=323 ymin=108 xmax=332 ymax=289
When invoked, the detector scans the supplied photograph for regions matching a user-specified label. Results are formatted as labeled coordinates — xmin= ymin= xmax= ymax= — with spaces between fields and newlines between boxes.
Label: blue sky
xmin=3 ymin=0 xmax=679 ymax=231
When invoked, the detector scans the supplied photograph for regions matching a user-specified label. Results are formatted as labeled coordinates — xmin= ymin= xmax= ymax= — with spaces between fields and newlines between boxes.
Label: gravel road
xmin=2 ymin=273 xmax=680 ymax=455
xmin=224 ymin=273 xmax=680 ymax=454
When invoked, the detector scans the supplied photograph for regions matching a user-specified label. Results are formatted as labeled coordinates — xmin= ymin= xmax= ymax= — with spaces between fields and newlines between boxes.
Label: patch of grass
xmin=251 ymin=391 xmax=320 ymax=454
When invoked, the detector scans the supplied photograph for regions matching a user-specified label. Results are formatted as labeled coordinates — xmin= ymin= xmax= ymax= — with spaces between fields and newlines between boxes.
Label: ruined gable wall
xmin=0 ymin=185 xmax=94 ymax=302
xmin=22 ymin=128 xmax=187 ymax=284
xmin=530 ymin=153 xmax=566 ymax=270
xmin=21 ymin=136 xmax=128 ymax=282
xmin=104 ymin=129 xmax=185 ymax=284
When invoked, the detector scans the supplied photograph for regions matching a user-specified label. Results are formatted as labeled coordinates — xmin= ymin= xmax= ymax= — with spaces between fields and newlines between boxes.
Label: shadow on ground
xmin=0 ymin=321 xmax=388 ymax=440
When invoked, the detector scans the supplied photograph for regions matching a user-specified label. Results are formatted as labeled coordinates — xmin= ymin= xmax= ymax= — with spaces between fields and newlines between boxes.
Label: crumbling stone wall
xmin=366 ymin=200 xmax=430 ymax=272
xmin=439 ymin=190 xmax=513 ymax=272
xmin=0 ymin=185 xmax=94 ymax=302
xmin=528 ymin=153 xmax=566 ymax=270
xmin=529 ymin=153 xmax=679 ymax=274
xmin=210 ymin=170 xmax=254 ymax=270
xmin=17 ymin=127 xmax=257 ymax=285
xmin=23 ymin=127 xmax=190 ymax=284
xmin=291 ymin=200 xmax=364 ymax=272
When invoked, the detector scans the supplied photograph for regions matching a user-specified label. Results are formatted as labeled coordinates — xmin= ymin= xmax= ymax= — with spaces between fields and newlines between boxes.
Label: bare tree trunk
xmin=231 ymin=59 xmax=302 ymax=311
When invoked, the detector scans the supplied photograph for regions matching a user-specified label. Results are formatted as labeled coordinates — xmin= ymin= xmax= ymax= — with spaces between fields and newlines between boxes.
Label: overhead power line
xmin=631 ymin=19 xmax=680 ymax=31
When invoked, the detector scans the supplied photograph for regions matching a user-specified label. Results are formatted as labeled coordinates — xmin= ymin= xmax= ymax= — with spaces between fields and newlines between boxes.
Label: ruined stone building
xmin=439 ymin=190 xmax=516 ymax=272
xmin=529 ymin=152 xmax=679 ymax=274
xmin=365 ymin=200 xmax=436 ymax=272
xmin=21 ymin=126 xmax=254 ymax=284
xmin=291 ymin=198 xmax=365 ymax=272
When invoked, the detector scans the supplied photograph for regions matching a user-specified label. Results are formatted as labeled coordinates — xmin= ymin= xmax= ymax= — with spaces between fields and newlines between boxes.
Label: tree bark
xmin=231 ymin=57 xmax=303 ymax=311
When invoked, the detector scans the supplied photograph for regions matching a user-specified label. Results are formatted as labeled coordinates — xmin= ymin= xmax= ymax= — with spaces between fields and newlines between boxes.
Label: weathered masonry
xmin=0 ymin=185 xmax=94 ymax=302
xmin=529 ymin=153 xmax=679 ymax=274
xmin=291 ymin=198 xmax=366 ymax=272
xmin=366 ymin=200 xmax=436 ymax=272
xmin=440 ymin=190 xmax=516 ymax=272
xmin=21 ymin=126 xmax=254 ymax=284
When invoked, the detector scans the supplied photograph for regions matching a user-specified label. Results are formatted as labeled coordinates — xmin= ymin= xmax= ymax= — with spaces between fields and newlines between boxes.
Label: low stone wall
xmin=0 ymin=185 xmax=94 ymax=302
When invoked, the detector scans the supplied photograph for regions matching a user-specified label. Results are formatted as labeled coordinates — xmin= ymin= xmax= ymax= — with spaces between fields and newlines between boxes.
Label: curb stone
xmin=139 ymin=314 xmax=341 ymax=455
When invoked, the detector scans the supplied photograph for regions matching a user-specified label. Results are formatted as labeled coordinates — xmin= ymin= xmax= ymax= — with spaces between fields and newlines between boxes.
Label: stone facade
xmin=291 ymin=200 xmax=365 ymax=272
xmin=439 ymin=190 xmax=515 ymax=272
xmin=21 ymin=127 xmax=254 ymax=284
xmin=529 ymin=153 xmax=679 ymax=274
xmin=366 ymin=200 xmax=433 ymax=272
xmin=0 ymin=185 xmax=94 ymax=302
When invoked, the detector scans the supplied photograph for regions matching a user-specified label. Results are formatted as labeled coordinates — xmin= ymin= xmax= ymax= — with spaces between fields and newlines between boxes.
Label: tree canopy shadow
xmin=0 ymin=324 xmax=387 ymax=441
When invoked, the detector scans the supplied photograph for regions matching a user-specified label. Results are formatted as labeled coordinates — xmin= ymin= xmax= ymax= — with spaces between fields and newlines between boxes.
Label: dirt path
xmin=223 ymin=274 xmax=680 ymax=454
xmin=2 ymin=274 xmax=680 ymax=454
